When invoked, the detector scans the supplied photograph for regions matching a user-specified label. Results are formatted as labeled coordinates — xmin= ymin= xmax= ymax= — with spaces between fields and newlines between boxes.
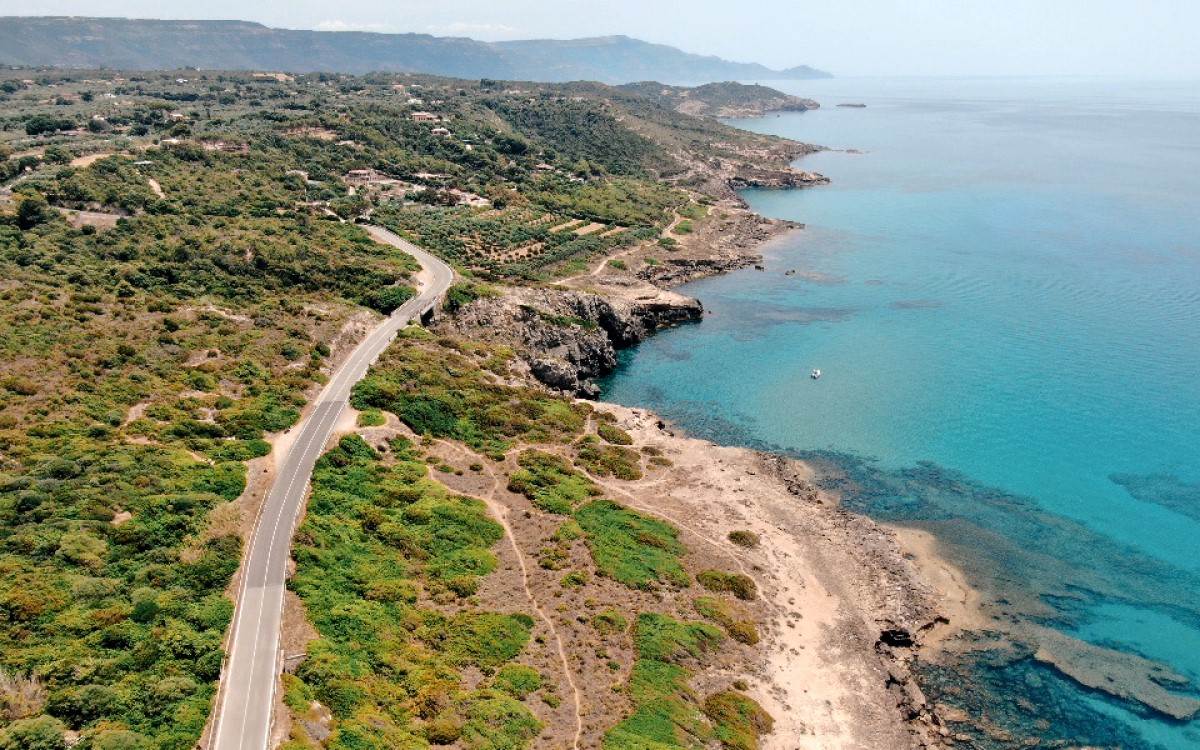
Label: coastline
xmin=575 ymin=189 xmax=1200 ymax=745
xmin=432 ymin=177 xmax=983 ymax=745
xmin=581 ymin=402 xmax=961 ymax=747
xmin=422 ymin=105 xmax=1197 ymax=742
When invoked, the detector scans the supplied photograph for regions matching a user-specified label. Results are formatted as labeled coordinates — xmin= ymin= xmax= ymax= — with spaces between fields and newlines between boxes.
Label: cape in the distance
xmin=0 ymin=16 xmax=832 ymax=84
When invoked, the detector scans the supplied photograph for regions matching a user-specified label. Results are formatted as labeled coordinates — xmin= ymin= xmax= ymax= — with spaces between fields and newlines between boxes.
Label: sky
xmin=3 ymin=0 xmax=1198 ymax=78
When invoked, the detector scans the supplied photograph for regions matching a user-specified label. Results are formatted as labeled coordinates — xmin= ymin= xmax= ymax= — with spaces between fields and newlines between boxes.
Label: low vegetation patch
xmin=697 ymin=570 xmax=758 ymax=601
xmin=575 ymin=500 xmax=688 ymax=589
xmin=575 ymin=435 xmax=643 ymax=480
xmin=704 ymin=690 xmax=775 ymax=750
xmin=603 ymin=613 xmax=770 ymax=750
xmin=591 ymin=609 xmax=629 ymax=636
xmin=727 ymin=530 xmax=760 ymax=548
xmin=442 ymin=280 xmax=498 ymax=313
xmin=507 ymin=449 xmax=601 ymax=514
xmin=596 ymin=422 xmax=633 ymax=446
xmin=693 ymin=596 xmax=759 ymax=645
xmin=356 ymin=408 xmax=386 ymax=427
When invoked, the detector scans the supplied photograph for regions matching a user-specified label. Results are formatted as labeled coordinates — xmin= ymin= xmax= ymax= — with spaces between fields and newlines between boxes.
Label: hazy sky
xmin=4 ymin=0 xmax=1198 ymax=77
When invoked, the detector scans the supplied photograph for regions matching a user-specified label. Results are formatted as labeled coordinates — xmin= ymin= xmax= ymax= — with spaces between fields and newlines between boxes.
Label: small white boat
xmin=811 ymin=369 xmax=822 ymax=380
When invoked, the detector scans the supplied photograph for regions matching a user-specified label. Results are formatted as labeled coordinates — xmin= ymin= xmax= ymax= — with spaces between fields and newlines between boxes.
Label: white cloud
xmin=314 ymin=19 xmax=393 ymax=33
xmin=424 ymin=21 xmax=520 ymax=40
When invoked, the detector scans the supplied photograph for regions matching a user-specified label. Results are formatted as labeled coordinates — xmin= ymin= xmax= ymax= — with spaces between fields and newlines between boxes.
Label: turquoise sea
xmin=600 ymin=78 xmax=1200 ymax=748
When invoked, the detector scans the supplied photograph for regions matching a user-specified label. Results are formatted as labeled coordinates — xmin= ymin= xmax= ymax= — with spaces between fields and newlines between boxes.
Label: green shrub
xmin=554 ymin=519 xmax=583 ymax=542
xmin=704 ymin=691 xmax=774 ymax=750
xmin=591 ymin=609 xmax=628 ymax=636
xmin=560 ymin=570 xmax=588 ymax=588
xmin=288 ymin=435 xmax=536 ymax=743
xmin=597 ymin=422 xmax=633 ymax=446
xmin=492 ymin=664 xmax=542 ymax=698
xmin=727 ymin=530 xmax=759 ymax=548
xmin=366 ymin=284 xmax=417 ymax=314
xmin=443 ymin=281 xmax=498 ymax=312
xmin=697 ymin=570 xmax=757 ymax=601
xmin=356 ymin=408 xmax=386 ymax=427
xmin=693 ymin=596 xmax=759 ymax=645
xmin=602 ymin=613 xmax=725 ymax=750
xmin=633 ymin=613 xmax=722 ymax=662
xmin=575 ymin=435 xmax=642 ymax=480
xmin=85 ymin=729 xmax=153 ymax=750
xmin=458 ymin=690 xmax=542 ymax=750
xmin=0 ymin=715 xmax=66 ymax=750
xmin=353 ymin=338 xmax=587 ymax=457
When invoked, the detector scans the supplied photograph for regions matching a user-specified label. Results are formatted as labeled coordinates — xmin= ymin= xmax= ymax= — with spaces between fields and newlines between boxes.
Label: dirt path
xmin=147 ymin=177 xmax=165 ymax=198
xmin=434 ymin=440 xmax=584 ymax=750
xmin=70 ymin=152 xmax=114 ymax=168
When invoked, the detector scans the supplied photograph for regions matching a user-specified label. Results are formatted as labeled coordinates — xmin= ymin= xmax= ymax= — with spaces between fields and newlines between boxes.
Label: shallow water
xmin=600 ymin=77 xmax=1200 ymax=747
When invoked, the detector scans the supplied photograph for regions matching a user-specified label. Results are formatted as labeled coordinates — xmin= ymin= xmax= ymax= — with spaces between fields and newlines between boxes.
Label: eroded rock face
xmin=435 ymin=286 xmax=701 ymax=396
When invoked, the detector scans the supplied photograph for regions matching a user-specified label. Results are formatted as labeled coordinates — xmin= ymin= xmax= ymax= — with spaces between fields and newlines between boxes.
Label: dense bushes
xmin=286 ymin=435 xmax=541 ymax=747
xmin=486 ymin=98 xmax=672 ymax=177
xmin=351 ymin=336 xmax=588 ymax=458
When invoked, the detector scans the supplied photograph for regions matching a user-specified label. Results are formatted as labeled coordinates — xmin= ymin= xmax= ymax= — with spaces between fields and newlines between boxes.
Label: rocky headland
xmin=621 ymin=80 xmax=822 ymax=118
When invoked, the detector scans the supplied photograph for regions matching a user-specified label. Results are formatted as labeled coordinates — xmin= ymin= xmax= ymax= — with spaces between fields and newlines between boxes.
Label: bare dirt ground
xmin=58 ymin=207 xmax=122 ymax=230
xmin=69 ymin=152 xmax=115 ymax=167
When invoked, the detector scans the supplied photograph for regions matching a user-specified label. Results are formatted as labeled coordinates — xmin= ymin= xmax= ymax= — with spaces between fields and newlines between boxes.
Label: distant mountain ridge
xmin=0 ymin=17 xmax=831 ymax=84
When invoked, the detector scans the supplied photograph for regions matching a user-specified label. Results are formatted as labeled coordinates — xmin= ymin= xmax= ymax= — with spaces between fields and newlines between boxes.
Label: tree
xmin=42 ymin=146 xmax=70 ymax=164
xmin=0 ymin=715 xmax=66 ymax=750
xmin=24 ymin=114 xmax=75 ymax=136
xmin=16 ymin=193 xmax=51 ymax=230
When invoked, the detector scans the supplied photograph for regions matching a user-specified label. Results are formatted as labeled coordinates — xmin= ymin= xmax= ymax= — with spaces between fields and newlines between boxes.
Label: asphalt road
xmin=210 ymin=226 xmax=453 ymax=750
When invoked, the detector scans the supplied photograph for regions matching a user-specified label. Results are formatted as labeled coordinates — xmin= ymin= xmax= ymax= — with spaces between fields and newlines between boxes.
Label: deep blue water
xmin=601 ymin=78 xmax=1200 ymax=748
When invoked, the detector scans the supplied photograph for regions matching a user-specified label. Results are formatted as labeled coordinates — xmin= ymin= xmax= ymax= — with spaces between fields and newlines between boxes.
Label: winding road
xmin=210 ymin=226 xmax=453 ymax=750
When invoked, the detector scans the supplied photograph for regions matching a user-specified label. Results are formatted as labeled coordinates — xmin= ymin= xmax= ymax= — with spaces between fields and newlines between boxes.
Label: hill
xmin=619 ymin=80 xmax=821 ymax=118
xmin=0 ymin=17 xmax=832 ymax=83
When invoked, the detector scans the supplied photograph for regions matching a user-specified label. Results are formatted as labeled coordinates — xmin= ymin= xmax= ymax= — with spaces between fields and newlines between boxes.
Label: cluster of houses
xmin=342 ymin=168 xmax=490 ymax=208
xmin=409 ymin=111 xmax=453 ymax=138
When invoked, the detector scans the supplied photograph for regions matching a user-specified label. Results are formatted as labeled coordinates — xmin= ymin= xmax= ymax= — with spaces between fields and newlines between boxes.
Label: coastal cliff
xmin=435 ymin=285 xmax=701 ymax=396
